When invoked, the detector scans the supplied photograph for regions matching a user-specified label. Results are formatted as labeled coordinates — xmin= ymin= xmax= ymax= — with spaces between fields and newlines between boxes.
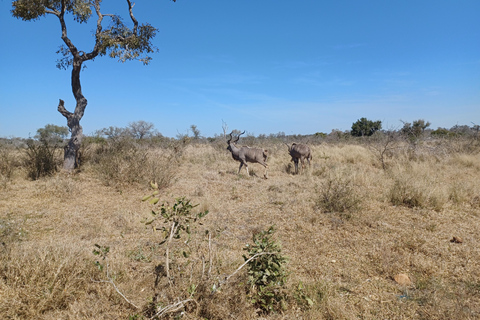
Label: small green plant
xmin=92 ymin=244 xmax=110 ymax=272
xmin=143 ymin=184 xmax=209 ymax=280
xmin=293 ymin=281 xmax=315 ymax=309
xmin=243 ymin=226 xmax=288 ymax=314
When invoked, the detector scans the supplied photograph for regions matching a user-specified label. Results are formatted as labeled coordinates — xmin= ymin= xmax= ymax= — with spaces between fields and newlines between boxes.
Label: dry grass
xmin=1 ymin=140 xmax=479 ymax=319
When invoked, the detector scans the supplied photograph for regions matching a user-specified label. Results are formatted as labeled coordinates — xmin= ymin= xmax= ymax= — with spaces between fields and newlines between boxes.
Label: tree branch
xmin=57 ymin=1 xmax=78 ymax=57
xmin=57 ymin=99 xmax=72 ymax=118
xmin=219 ymin=252 xmax=275 ymax=287
xmin=126 ymin=0 xmax=139 ymax=34
xmin=149 ymin=299 xmax=196 ymax=319
xmin=92 ymin=258 xmax=139 ymax=310
xmin=87 ymin=0 xmax=104 ymax=60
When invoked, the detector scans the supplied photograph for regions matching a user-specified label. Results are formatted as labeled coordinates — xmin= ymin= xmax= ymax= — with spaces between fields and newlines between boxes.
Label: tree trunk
xmin=57 ymin=58 xmax=87 ymax=171
xmin=58 ymin=99 xmax=85 ymax=170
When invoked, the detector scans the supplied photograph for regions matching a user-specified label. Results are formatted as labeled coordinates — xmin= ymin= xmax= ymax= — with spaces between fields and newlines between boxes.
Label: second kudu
xmin=227 ymin=131 xmax=269 ymax=178
xmin=285 ymin=143 xmax=312 ymax=174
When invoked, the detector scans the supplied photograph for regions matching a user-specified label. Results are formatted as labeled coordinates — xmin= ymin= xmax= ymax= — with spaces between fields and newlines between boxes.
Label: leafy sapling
xmin=143 ymin=183 xmax=209 ymax=280
xmin=243 ymin=226 xmax=288 ymax=313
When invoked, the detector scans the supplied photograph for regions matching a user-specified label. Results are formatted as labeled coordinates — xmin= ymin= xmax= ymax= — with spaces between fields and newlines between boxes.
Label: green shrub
xmin=243 ymin=226 xmax=288 ymax=314
xmin=351 ymin=117 xmax=382 ymax=137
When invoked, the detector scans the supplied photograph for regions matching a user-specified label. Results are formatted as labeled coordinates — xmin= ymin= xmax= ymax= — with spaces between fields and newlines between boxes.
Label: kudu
xmin=227 ymin=131 xmax=269 ymax=178
xmin=285 ymin=143 xmax=312 ymax=174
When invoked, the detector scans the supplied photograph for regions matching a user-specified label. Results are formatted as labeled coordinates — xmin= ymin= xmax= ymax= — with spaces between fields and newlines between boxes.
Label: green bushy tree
xmin=35 ymin=124 xmax=69 ymax=146
xmin=351 ymin=118 xmax=382 ymax=137
xmin=401 ymin=119 xmax=431 ymax=142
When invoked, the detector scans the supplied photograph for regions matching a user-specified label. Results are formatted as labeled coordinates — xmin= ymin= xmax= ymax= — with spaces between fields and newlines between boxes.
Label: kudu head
xmin=284 ymin=142 xmax=298 ymax=153
xmin=284 ymin=142 xmax=297 ymax=162
xmin=227 ymin=131 xmax=245 ymax=152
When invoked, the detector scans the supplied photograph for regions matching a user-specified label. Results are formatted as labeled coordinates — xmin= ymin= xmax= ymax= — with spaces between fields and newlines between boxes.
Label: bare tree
xmin=221 ymin=120 xmax=229 ymax=139
xmin=368 ymin=130 xmax=400 ymax=170
xmin=190 ymin=125 xmax=201 ymax=140
xmin=128 ymin=121 xmax=155 ymax=140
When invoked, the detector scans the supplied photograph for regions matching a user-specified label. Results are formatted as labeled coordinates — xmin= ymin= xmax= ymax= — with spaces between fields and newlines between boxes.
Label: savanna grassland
xmin=1 ymin=135 xmax=479 ymax=319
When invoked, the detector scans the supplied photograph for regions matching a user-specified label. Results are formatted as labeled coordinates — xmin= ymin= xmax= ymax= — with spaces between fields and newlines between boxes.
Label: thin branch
xmin=219 ymin=252 xmax=275 ymax=287
xmin=165 ymin=221 xmax=177 ymax=281
xmin=208 ymin=232 xmax=212 ymax=278
xmin=94 ymin=278 xmax=139 ymax=309
xmin=149 ymin=299 xmax=196 ymax=319
xmin=44 ymin=9 xmax=59 ymax=15
xmin=87 ymin=0 xmax=104 ymax=60
xmin=92 ymin=258 xmax=139 ymax=309
xmin=126 ymin=0 xmax=139 ymax=34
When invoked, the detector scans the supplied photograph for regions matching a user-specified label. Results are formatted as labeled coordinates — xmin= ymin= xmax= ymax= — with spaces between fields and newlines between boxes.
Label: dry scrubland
xmin=1 ymin=137 xmax=480 ymax=319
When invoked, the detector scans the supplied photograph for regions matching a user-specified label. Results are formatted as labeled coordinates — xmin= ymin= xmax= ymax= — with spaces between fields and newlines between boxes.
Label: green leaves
xmin=11 ymin=0 xmax=48 ymax=21
xmin=12 ymin=1 xmax=160 ymax=66
xmin=351 ymin=117 xmax=382 ymax=137
xmin=142 ymin=185 xmax=209 ymax=281
xmin=97 ymin=18 xmax=159 ymax=65
xmin=243 ymin=226 xmax=288 ymax=313
xmin=144 ymin=194 xmax=209 ymax=238
xmin=72 ymin=0 xmax=92 ymax=23
xmin=93 ymin=244 xmax=110 ymax=271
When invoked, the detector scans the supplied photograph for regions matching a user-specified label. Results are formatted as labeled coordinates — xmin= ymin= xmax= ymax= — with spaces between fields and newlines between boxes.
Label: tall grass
xmin=84 ymin=138 xmax=181 ymax=188
xmin=24 ymin=139 xmax=62 ymax=180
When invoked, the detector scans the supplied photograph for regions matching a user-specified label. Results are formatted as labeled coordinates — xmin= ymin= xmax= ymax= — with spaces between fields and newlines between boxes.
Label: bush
xmin=24 ymin=139 xmax=60 ymax=180
xmin=315 ymin=175 xmax=361 ymax=215
xmin=243 ymin=226 xmax=288 ymax=314
xmin=389 ymin=178 xmax=425 ymax=208
xmin=401 ymin=119 xmax=431 ymax=143
xmin=351 ymin=117 xmax=382 ymax=137
xmin=0 ymin=147 xmax=15 ymax=187
xmin=86 ymin=138 xmax=179 ymax=188
xmin=388 ymin=174 xmax=446 ymax=211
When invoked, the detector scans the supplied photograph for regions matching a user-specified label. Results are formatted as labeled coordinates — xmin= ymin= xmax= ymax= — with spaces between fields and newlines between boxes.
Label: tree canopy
xmin=401 ymin=119 xmax=431 ymax=141
xmin=351 ymin=118 xmax=382 ymax=137
xmin=35 ymin=124 xmax=69 ymax=146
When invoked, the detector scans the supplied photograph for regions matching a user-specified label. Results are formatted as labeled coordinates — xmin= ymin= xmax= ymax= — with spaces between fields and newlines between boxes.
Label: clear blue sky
xmin=1 ymin=0 xmax=479 ymax=138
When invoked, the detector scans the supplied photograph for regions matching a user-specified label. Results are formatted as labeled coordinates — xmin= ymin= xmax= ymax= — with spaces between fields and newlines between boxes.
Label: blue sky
xmin=1 ymin=0 xmax=479 ymax=138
